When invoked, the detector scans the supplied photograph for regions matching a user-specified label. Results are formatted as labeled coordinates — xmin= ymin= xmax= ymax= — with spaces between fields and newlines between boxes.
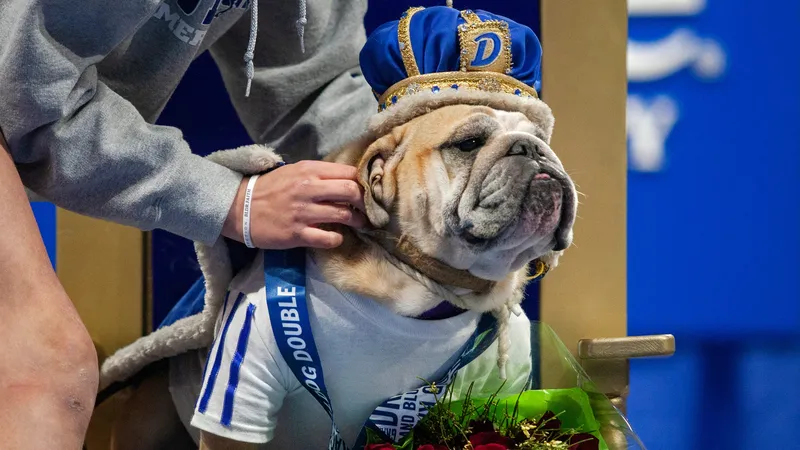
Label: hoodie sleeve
xmin=209 ymin=0 xmax=377 ymax=160
xmin=0 ymin=0 xmax=243 ymax=245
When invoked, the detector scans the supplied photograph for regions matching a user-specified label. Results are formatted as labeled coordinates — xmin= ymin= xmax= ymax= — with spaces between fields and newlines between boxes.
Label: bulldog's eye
xmin=455 ymin=138 xmax=485 ymax=152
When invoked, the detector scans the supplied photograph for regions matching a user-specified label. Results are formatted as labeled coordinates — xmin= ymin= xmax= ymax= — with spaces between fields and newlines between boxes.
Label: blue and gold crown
xmin=360 ymin=5 xmax=543 ymax=113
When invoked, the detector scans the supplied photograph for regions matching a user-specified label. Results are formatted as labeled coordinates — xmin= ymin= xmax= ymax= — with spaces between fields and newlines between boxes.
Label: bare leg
xmin=0 ymin=134 xmax=98 ymax=450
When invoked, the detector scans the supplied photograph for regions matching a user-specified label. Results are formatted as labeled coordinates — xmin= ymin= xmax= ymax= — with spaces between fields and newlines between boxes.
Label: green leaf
xmin=365 ymin=427 xmax=387 ymax=445
xmin=396 ymin=432 xmax=415 ymax=450
xmin=472 ymin=329 xmax=492 ymax=349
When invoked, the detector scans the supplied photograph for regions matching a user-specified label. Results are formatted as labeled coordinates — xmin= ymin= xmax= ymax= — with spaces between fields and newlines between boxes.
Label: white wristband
xmin=243 ymin=174 xmax=260 ymax=248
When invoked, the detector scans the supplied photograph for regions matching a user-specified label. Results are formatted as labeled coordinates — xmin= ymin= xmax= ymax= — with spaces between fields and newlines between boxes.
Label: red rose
xmin=469 ymin=431 xmax=513 ymax=447
xmin=468 ymin=419 xmax=496 ymax=434
xmin=535 ymin=411 xmax=562 ymax=432
xmin=567 ymin=432 xmax=600 ymax=450
xmin=364 ymin=444 xmax=396 ymax=450
xmin=473 ymin=444 xmax=509 ymax=450
xmin=416 ymin=445 xmax=448 ymax=450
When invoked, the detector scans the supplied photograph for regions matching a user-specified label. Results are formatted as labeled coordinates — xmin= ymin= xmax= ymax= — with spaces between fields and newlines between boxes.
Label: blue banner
xmin=626 ymin=0 xmax=800 ymax=336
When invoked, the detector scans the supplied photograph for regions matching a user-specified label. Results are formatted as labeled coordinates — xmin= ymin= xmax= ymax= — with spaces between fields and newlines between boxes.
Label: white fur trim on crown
xmin=99 ymin=144 xmax=283 ymax=389
xmin=368 ymin=89 xmax=556 ymax=143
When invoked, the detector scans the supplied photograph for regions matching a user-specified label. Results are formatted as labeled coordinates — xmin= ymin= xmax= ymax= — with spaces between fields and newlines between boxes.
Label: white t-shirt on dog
xmin=170 ymin=253 xmax=533 ymax=449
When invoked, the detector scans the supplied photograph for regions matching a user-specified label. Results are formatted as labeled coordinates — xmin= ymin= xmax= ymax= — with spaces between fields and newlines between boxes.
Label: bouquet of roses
xmin=363 ymin=322 xmax=643 ymax=450
xmin=363 ymin=380 xmax=605 ymax=450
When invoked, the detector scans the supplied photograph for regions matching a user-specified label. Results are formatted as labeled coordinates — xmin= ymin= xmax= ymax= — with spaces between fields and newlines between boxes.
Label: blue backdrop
xmin=626 ymin=1 xmax=800 ymax=449
xmin=30 ymin=202 xmax=56 ymax=269
xmin=627 ymin=1 xmax=800 ymax=337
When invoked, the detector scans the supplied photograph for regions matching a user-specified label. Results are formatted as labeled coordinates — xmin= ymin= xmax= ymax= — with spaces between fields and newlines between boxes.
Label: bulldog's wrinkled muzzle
xmin=453 ymin=135 xmax=575 ymax=254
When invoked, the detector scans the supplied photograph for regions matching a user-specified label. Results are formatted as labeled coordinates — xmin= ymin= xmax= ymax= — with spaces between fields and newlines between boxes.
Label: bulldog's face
xmin=358 ymin=104 xmax=577 ymax=281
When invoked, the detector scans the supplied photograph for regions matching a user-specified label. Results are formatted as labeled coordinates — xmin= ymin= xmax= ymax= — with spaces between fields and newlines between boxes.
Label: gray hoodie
xmin=0 ymin=0 xmax=376 ymax=244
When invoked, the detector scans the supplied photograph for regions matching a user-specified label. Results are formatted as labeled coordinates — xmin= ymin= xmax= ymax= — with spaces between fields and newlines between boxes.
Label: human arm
xmin=0 ymin=135 xmax=98 ymax=450
xmin=1 ymin=0 xmax=375 ymax=249
xmin=0 ymin=0 xmax=243 ymax=244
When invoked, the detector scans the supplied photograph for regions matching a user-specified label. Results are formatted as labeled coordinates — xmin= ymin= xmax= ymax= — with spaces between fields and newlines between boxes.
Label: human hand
xmin=222 ymin=161 xmax=367 ymax=249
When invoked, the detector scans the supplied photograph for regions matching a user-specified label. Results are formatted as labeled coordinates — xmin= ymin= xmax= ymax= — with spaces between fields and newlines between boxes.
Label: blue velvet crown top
xmin=360 ymin=5 xmax=543 ymax=112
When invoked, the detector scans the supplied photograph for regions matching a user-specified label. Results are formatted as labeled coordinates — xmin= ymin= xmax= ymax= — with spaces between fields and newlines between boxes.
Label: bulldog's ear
xmin=357 ymin=133 xmax=399 ymax=228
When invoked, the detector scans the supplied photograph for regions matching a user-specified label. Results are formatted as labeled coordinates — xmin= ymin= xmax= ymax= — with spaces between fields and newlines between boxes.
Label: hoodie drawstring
xmin=244 ymin=0 xmax=258 ymax=97
xmin=244 ymin=0 xmax=308 ymax=97
xmin=297 ymin=0 xmax=307 ymax=53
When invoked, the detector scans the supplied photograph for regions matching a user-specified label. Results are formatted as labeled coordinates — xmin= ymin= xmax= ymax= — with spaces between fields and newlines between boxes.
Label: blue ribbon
xmin=265 ymin=248 xmax=346 ymax=450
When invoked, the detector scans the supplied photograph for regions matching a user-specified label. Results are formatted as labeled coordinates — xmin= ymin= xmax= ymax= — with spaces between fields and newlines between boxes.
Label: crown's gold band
xmin=377 ymin=71 xmax=538 ymax=112
xmin=398 ymin=7 xmax=424 ymax=77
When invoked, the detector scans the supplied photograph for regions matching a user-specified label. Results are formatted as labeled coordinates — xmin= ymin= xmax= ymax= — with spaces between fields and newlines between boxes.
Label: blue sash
xmin=264 ymin=248 xmax=499 ymax=450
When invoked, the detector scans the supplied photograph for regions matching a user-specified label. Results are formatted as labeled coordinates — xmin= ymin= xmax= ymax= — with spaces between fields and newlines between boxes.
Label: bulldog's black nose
xmin=507 ymin=140 xmax=540 ymax=158
xmin=553 ymin=235 xmax=569 ymax=251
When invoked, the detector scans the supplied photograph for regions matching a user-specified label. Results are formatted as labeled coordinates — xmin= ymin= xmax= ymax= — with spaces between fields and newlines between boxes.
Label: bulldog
xmin=319 ymin=103 xmax=575 ymax=314
xmin=108 ymin=102 xmax=577 ymax=450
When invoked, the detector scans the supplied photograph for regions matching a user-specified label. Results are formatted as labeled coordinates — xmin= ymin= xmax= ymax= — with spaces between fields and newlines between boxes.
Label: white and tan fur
xmin=108 ymin=102 xmax=577 ymax=450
